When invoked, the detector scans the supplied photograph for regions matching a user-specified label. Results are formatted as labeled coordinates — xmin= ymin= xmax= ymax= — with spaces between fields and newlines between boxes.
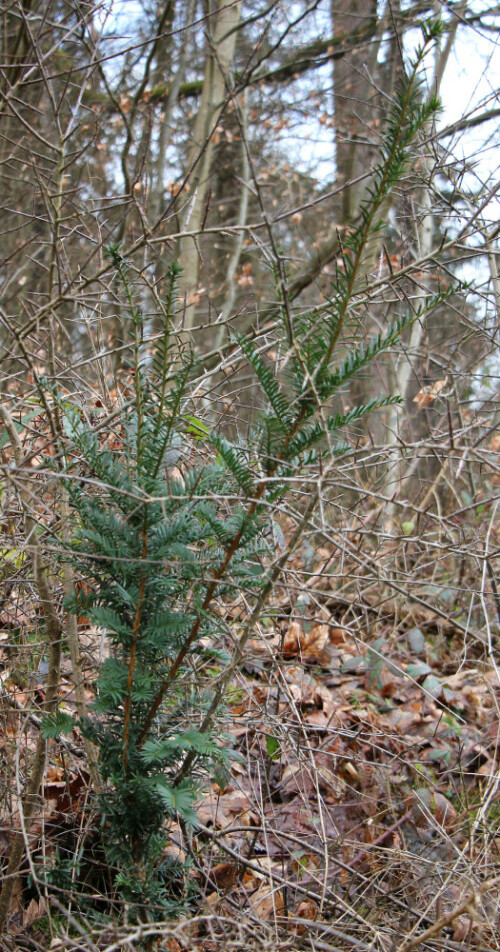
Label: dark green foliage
xmin=57 ymin=26 xmax=456 ymax=922
xmin=60 ymin=265 xmax=262 ymax=917
xmin=237 ymin=25 xmax=457 ymax=485
xmin=41 ymin=710 xmax=75 ymax=739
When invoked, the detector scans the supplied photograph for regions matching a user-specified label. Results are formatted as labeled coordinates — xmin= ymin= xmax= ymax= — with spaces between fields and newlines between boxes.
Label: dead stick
xmin=394 ymin=874 xmax=500 ymax=952
xmin=0 ymin=405 xmax=63 ymax=932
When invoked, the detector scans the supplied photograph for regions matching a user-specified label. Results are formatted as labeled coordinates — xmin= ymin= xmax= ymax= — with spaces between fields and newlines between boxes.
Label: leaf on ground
xmin=422 ymin=673 xmax=444 ymax=699
xmin=406 ymin=661 xmax=432 ymax=679
xmin=266 ymin=734 xmax=281 ymax=760
xmin=302 ymin=623 xmax=330 ymax=659
xmin=294 ymin=899 xmax=318 ymax=934
xmin=407 ymin=627 xmax=426 ymax=654
xmin=341 ymin=656 xmax=365 ymax=674
xmin=282 ymin=621 xmax=302 ymax=657
xmin=284 ymin=665 xmax=335 ymax=714
xmin=283 ymin=622 xmax=331 ymax=661
xmin=197 ymin=787 xmax=258 ymax=830
xmin=23 ymin=897 xmax=47 ymax=929
xmin=365 ymin=637 xmax=387 ymax=688
xmin=210 ymin=861 xmax=239 ymax=889
xmin=248 ymin=883 xmax=284 ymax=920
xmin=407 ymin=788 xmax=457 ymax=831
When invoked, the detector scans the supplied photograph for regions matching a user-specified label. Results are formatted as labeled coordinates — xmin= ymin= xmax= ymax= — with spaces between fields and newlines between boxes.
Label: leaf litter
xmin=1 ymin=533 xmax=500 ymax=949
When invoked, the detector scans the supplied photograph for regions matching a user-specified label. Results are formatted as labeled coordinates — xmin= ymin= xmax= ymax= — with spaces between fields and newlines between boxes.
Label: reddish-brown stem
xmin=136 ymin=488 xmax=264 ymax=744
xmin=136 ymin=401 xmax=312 ymax=747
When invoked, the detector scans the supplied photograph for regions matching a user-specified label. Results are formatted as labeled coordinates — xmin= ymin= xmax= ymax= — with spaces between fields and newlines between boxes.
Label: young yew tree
xmin=42 ymin=22 xmax=455 ymax=919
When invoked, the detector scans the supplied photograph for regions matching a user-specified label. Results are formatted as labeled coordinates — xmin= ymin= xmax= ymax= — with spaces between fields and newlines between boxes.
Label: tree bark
xmin=176 ymin=1 xmax=239 ymax=320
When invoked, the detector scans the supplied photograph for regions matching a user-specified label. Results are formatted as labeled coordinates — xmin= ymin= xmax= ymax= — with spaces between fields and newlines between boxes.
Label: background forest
xmin=1 ymin=1 xmax=500 ymax=950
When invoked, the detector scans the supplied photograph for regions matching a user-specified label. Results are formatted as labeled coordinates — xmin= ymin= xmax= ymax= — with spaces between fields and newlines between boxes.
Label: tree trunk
xmin=177 ymin=0 xmax=241 ymax=327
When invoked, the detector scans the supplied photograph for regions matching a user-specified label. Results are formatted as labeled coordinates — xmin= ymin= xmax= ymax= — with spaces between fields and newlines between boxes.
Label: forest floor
xmin=1 ymin=533 xmax=500 ymax=951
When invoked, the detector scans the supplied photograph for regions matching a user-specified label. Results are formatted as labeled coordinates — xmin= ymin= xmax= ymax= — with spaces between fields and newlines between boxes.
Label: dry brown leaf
xmin=407 ymin=788 xmax=457 ymax=831
xmin=291 ymin=852 xmax=319 ymax=874
xmin=302 ymin=623 xmax=329 ymax=659
xmin=379 ymin=708 xmax=422 ymax=732
xmin=329 ymin=627 xmax=349 ymax=645
xmin=284 ymin=665 xmax=334 ymax=714
xmin=204 ymin=890 xmax=220 ymax=907
xmin=197 ymin=789 xmax=257 ymax=830
xmin=210 ymin=861 xmax=239 ymax=889
xmin=477 ymin=759 xmax=495 ymax=776
xmin=317 ymin=765 xmax=346 ymax=799
xmin=453 ymin=916 xmax=472 ymax=943
xmin=281 ymin=762 xmax=304 ymax=788
xmin=164 ymin=842 xmax=186 ymax=866
xmin=252 ymin=856 xmax=279 ymax=875
xmin=413 ymin=377 xmax=448 ymax=409
xmin=283 ymin=623 xmax=331 ymax=661
xmin=294 ymin=899 xmax=318 ymax=934
xmin=185 ymin=287 xmax=206 ymax=307
xmin=22 ymin=897 xmax=46 ymax=929
xmin=305 ymin=710 xmax=330 ymax=728
xmin=248 ymin=884 xmax=284 ymax=920
xmin=282 ymin=621 xmax=302 ymax=657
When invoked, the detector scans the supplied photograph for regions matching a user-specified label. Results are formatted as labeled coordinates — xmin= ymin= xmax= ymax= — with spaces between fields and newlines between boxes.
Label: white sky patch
xmin=287 ymin=10 xmax=500 ymax=191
